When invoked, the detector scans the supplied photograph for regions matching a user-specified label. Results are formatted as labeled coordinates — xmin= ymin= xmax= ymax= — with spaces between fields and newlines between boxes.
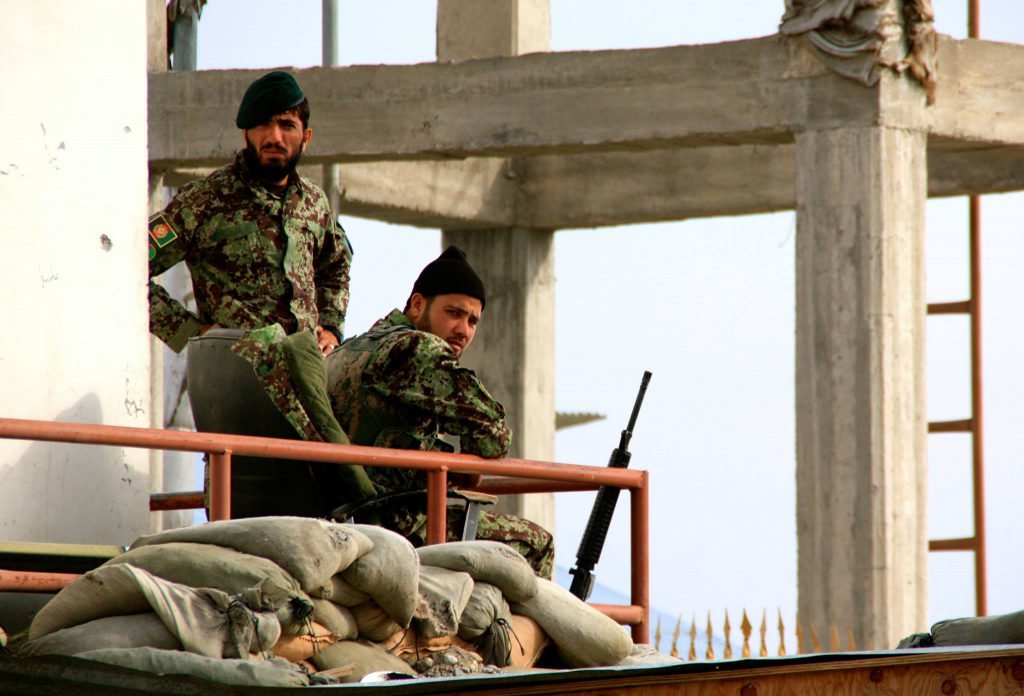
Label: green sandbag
xmin=511 ymin=577 xmax=632 ymax=668
xmin=19 ymin=613 xmax=181 ymax=657
xmin=309 ymin=640 xmax=417 ymax=682
xmin=76 ymin=647 xmax=310 ymax=687
xmin=130 ymin=517 xmax=373 ymax=596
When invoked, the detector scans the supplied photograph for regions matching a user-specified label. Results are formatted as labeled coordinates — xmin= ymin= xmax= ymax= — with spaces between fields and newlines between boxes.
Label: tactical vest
xmin=329 ymin=322 xmax=452 ymax=455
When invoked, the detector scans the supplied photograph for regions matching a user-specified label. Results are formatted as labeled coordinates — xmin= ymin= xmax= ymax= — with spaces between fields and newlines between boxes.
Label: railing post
xmin=426 ymin=467 xmax=448 ymax=545
xmin=631 ymin=471 xmax=650 ymax=644
xmin=208 ymin=450 xmax=232 ymax=521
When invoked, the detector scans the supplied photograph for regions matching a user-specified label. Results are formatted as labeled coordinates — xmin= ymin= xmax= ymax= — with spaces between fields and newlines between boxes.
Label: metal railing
xmin=0 ymin=417 xmax=650 ymax=642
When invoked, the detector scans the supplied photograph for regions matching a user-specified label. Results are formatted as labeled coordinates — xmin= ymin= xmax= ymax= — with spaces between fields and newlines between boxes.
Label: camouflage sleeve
xmin=369 ymin=333 xmax=512 ymax=458
xmin=314 ymin=216 xmax=352 ymax=338
xmin=148 ymin=201 xmax=202 ymax=353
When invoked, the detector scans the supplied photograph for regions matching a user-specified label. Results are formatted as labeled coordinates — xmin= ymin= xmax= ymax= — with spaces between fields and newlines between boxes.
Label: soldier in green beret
xmin=148 ymin=70 xmax=350 ymax=355
xmin=326 ymin=246 xmax=554 ymax=578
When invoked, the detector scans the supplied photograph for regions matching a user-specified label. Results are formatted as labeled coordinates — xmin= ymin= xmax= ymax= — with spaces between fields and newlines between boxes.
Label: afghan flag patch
xmin=148 ymin=212 xmax=178 ymax=249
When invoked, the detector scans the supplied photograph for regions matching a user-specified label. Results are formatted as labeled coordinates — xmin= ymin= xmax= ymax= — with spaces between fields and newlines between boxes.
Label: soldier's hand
xmin=198 ymin=323 xmax=221 ymax=336
xmin=316 ymin=325 xmax=339 ymax=356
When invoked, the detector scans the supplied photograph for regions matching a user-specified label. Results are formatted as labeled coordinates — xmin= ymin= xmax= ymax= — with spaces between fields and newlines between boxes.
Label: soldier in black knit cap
xmin=326 ymin=246 xmax=554 ymax=577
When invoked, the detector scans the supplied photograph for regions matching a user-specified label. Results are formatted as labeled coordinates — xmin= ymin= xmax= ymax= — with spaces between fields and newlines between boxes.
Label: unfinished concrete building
xmin=3 ymin=0 xmax=1023 ymax=657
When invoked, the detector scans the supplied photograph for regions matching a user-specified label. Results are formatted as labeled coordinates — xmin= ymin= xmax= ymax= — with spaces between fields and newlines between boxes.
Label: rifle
xmin=569 ymin=370 xmax=652 ymax=601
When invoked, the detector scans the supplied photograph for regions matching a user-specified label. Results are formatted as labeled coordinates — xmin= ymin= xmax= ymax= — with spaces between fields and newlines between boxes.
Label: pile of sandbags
xmin=17 ymin=519 xmax=635 ymax=685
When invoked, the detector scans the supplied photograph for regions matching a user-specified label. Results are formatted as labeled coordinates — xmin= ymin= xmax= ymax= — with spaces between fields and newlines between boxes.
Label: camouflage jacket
xmin=325 ymin=309 xmax=511 ymax=492
xmin=148 ymin=151 xmax=351 ymax=352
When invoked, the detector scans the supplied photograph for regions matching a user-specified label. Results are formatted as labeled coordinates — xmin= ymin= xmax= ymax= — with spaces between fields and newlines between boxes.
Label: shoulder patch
xmin=148 ymin=212 xmax=178 ymax=249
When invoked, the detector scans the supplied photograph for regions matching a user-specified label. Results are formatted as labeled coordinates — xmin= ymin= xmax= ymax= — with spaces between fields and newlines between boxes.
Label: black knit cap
xmin=411 ymin=245 xmax=486 ymax=309
xmin=235 ymin=71 xmax=305 ymax=129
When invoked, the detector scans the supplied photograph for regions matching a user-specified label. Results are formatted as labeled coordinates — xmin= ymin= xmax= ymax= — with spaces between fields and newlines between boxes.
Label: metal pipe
xmin=149 ymin=492 xmax=204 ymax=511
xmin=967 ymin=0 xmax=986 ymax=618
xmin=590 ymin=603 xmax=644 ymax=626
xmin=970 ymin=194 xmax=987 ymax=616
xmin=321 ymin=0 xmax=342 ymax=220
xmin=426 ymin=468 xmax=448 ymax=545
xmin=0 ymin=570 xmax=79 ymax=593
xmin=208 ymin=450 xmax=231 ymax=521
xmin=630 ymin=471 xmax=651 ymax=644
xmin=476 ymin=477 xmax=601 ymax=495
xmin=171 ymin=6 xmax=198 ymax=71
xmin=0 ymin=416 xmax=650 ymax=627
xmin=0 ymin=418 xmax=644 ymax=489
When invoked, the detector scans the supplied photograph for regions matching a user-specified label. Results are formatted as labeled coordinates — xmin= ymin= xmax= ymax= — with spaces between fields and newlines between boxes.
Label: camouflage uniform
xmin=148 ymin=151 xmax=351 ymax=352
xmin=325 ymin=309 xmax=554 ymax=578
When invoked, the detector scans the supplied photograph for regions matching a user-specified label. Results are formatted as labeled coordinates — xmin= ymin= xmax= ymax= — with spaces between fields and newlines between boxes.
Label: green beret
xmin=236 ymin=71 xmax=305 ymax=129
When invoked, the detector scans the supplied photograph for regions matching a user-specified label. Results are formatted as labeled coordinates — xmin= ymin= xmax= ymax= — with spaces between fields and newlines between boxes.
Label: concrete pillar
xmin=443 ymin=229 xmax=555 ymax=529
xmin=437 ymin=0 xmax=554 ymax=531
xmin=795 ymin=76 xmax=928 ymax=649
xmin=0 ymin=0 xmax=151 ymax=545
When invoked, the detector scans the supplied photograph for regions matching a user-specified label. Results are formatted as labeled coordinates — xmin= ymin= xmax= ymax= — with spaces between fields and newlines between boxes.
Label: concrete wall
xmin=0 ymin=1 xmax=152 ymax=545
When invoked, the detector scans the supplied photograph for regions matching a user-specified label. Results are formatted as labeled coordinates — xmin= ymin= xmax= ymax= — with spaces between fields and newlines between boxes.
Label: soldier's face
xmin=242 ymin=112 xmax=312 ymax=185
xmin=408 ymin=293 xmax=482 ymax=359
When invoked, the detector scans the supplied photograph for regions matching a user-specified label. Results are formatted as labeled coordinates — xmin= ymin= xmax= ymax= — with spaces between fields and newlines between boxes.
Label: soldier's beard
xmin=242 ymin=138 xmax=303 ymax=185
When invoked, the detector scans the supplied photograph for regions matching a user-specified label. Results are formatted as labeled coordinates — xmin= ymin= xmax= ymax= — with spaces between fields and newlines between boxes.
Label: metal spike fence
xmin=652 ymin=609 xmax=871 ymax=660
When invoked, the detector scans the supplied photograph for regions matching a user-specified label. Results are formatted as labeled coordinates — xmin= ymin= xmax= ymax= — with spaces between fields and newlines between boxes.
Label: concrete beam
xmin=928 ymin=35 xmax=1024 ymax=147
xmin=161 ymin=137 xmax=1024 ymax=231
xmin=150 ymin=35 xmax=858 ymax=168
xmin=150 ymin=36 xmax=1024 ymax=170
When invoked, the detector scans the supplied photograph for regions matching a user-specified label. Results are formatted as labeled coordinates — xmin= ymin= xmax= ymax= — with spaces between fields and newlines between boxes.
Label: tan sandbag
xmin=19 ymin=613 xmax=181 ymax=657
xmin=328 ymin=574 xmax=369 ymax=606
xmin=29 ymin=565 xmax=280 ymax=660
xmin=351 ymin=600 xmax=403 ymax=642
xmin=130 ymin=517 xmax=373 ymax=595
xmin=507 ymin=615 xmax=548 ymax=668
xmin=102 ymin=542 xmax=313 ymax=632
xmin=311 ymin=598 xmax=358 ymax=640
xmin=416 ymin=541 xmax=537 ymax=602
xmin=309 ymin=640 xmax=417 ymax=682
xmin=340 ymin=524 xmax=419 ymax=626
xmin=416 ymin=565 xmax=474 ymax=639
xmin=510 ymin=577 xmax=632 ymax=668
xmin=272 ymin=621 xmax=338 ymax=663
xmin=457 ymin=582 xmax=510 ymax=640
xmin=77 ymin=647 xmax=310 ymax=687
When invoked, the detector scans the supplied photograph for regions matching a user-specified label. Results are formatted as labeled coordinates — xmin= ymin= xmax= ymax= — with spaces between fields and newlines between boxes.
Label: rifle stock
xmin=569 ymin=370 xmax=652 ymax=600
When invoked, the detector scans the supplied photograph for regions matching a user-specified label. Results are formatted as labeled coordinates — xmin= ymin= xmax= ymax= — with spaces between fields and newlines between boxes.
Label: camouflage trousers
xmin=384 ymin=504 xmax=554 ymax=580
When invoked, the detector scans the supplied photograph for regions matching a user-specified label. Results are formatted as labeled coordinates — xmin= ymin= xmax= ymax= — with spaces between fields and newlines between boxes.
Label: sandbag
xmin=619 ymin=643 xmax=685 ymax=667
xmin=102 ymin=542 xmax=313 ymax=632
xmin=272 ymin=621 xmax=338 ymax=663
xmin=510 ymin=577 xmax=632 ymax=668
xmin=507 ymin=615 xmax=548 ymax=668
xmin=340 ymin=524 xmax=419 ymax=626
xmin=457 ymin=582 xmax=510 ymax=641
xmin=351 ymin=600 xmax=403 ymax=642
xmin=77 ymin=647 xmax=310 ymax=687
xmin=29 ymin=564 xmax=151 ymax=640
xmin=328 ymin=574 xmax=369 ymax=606
xmin=19 ymin=613 xmax=181 ymax=657
xmin=932 ymin=610 xmax=1024 ymax=646
xmin=130 ymin=517 xmax=373 ymax=595
xmin=416 ymin=566 xmax=474 ymax=639
xmin=416 ymin=541 xmax=537 ymax=602
xmin=29 ymin=565 xmax=281 ymax=660
xmin=311 ymin=598 xmax=358 ymax=640
xmin=309 ymin=640 xmax=417 ymax=682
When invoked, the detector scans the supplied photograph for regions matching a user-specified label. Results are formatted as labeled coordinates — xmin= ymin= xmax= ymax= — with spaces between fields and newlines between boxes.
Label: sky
xmin=194 ymin=0 xmax=1024 ymax=651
